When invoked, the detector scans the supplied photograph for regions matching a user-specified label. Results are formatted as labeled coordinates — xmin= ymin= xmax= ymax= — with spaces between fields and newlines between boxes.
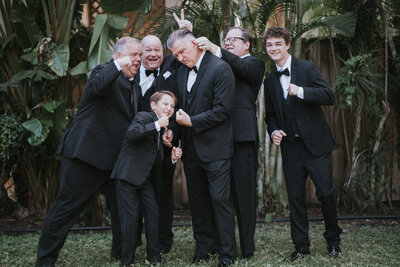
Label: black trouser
xmin=283 ymin=138 xmax=342 ymax=251
xmin=231 ymin=141 xmax=258 ymax=257
xmin=183 ymin=141 xmax=236 ymax=263
xmin=157 ymin=148 xmax=176 ymax=251
xmin=116 ymin=179 xmax=161 ymax=266
xmin=36 ymin=156 xmax=121 ymax=266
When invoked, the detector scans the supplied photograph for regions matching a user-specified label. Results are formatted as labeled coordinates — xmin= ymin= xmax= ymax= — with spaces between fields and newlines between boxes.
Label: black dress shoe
xmin=242 ymin=252 xmax=254 ymax=259
xmin=284 ymin=250 xmax=310 ymax=262
xmin=191 ymin=255 xmax=209 ymax=264
xmin=110 ymin=253 xmax=121 ymax=261
xmin=217 ymin=259 xmax=234 ymax=267
xmin=328 ymin=245 xmax=343 ymax=257
xmin=159 ymin=248 xmax=170 ymax=254
xmin=208 ymin=248 xmax=218 ymax=257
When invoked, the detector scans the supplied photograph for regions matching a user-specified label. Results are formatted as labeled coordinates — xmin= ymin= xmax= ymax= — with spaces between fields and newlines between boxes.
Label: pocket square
xmin=163 ymin=71 xmax=172 ymax=79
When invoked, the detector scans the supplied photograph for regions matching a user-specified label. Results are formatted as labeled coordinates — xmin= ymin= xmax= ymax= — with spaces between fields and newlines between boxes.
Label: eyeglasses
xmin=223 ymin=37 xmax=245 ymax=44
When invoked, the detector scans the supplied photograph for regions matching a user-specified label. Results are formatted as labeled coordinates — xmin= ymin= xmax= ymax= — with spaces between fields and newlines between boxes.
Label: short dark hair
xmin=227 ymin=27 xmax=253 ymax=50
xmin=167 ymin=29 xmax=197 ymax=50
xmin=150 ymin=90 xmax=177 ymax=105
xmin=263 ymin=26 xmax=291 ymax=45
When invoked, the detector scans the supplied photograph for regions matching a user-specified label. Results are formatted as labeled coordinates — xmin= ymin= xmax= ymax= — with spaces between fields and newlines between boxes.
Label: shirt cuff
xmin=154 ymin=122 xmax=161 ymax=131
xmin=114 ymin=60 xmax=122 ymax=71
xmin=215 ymin=47 xmax=222 ymax=58
xmin=171 ymin=158 xmax=177 ymax=164
xmin=297 ymin=87 xmax=304 ymax=99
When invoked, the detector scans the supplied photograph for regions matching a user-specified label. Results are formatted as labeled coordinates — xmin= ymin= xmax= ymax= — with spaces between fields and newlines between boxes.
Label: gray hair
xmin=112 ymin=37 xmax=141 ymax=58
xmin=167 ymin=29 xmax=197 ymax=50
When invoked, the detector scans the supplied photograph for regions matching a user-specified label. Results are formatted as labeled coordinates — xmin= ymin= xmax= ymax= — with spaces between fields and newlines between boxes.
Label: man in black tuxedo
xmin=36 ymin=37 xmax=142 ymax=267
xmin=135 ymin=35 xmax=180 ymax=253
xmin=167 ymin=29 xmax=236 ymax=267
xmin=194 ymin=27 xmax=265 ymax=259
xmin=263 ymin=26 xmax=342 ymax=262
xmin=111 ymin=91 xmax=182 ymax=266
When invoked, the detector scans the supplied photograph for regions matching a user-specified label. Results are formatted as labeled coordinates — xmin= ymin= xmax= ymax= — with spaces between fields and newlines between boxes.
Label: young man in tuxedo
xmin=111 ymin=91 xmax=182 ymax=267
xmin=135 ymin=34 xmax=181 ymax=254
xmin=263 ymin=26 xmax=342 ymax=262
xmin=193 ymin=27 xmax=265 ymax=259
xmin=167 ymin=29 xmax=236 ymax=267
xmin=36 ymin=37 xmax=142 ymax=266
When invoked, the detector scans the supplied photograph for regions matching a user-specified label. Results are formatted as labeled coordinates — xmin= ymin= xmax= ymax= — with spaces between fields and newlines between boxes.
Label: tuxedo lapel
xmin=180 ymin=67 xmax=190 ymax=110
xmin=188 ymin=52 xmax=210 ymax=101
xmin=271 ymin=70 xmax=285 ymax=123
xmin=290 ymin=57 xmax=298 ymax=86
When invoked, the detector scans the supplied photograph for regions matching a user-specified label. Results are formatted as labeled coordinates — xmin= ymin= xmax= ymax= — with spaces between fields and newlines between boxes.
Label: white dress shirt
xmin=139 ymin=65 xmax=160 ymax=96
xmin=276 ymin=55 xmax=304 ymax=99
xmin=187 ymin=50 xmax=206 ymax=92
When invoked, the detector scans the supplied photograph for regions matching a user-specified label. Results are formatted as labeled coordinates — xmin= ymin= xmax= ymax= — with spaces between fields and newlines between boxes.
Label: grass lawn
xmin=1 ymin=221 xmax=399 ymax=266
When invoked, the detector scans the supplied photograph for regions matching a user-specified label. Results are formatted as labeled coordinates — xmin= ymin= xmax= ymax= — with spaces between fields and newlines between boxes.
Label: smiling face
xmin=142 ymin=35 xmax=163 ymax=70
xmin=115 ymin=41 xmax=142 ymax=78
xmin=170 ymin=38 xmax=201 ymax=68
xmin=151 ymin=94 xmax=175 ymax=119
xmin=224 ymin=28 xmax=250 ymax=57
xmin=265 ymin=37 xmax=290 ymax=68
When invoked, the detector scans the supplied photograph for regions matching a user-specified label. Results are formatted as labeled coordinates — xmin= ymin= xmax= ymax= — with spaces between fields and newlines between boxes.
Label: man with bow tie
xmin=134 ymin=34 xmax=181 ymax=254
xmin=167 ymin=28 xmax=236 ymax=267
xmin=263 ymin=26 xmax=342 ymax=262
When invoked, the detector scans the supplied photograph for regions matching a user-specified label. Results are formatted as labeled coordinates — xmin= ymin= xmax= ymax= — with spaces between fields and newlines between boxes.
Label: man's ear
xmin=244 ymin=41 xmax=250 ymax=51
xmin=286 ymin=42 xmax=291 ymax=50
xmin=115 ymin=52 xmax=121 ymax=59
xmin=150 ymin=101 xmax=156 ymax=111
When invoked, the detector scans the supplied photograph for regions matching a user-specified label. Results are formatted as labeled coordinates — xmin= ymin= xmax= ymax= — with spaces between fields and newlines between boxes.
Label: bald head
xmin=142 ymin=35 xmax=163 ymax=70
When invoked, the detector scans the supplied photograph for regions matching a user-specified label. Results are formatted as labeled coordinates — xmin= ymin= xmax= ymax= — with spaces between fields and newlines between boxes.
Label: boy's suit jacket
xmin=111 ymin=111 xmax=163 ymax=187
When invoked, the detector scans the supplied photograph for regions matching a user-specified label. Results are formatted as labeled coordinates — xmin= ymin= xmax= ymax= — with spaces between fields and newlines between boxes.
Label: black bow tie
xmin=190 ymin=66 xmax=198 ymax=74
xmin=145 ymin=69 xmax=158 ymax=77
xmin=276 ymin=68 xmax=290 ymax=77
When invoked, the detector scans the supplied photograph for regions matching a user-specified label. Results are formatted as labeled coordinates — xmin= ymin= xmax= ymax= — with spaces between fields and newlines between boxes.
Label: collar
xmin=276 ymin=54 xmax=292 ymax=72
xmin=194 ymin=50 xmax=206 ymax=71
xmin=140 ymin=65 xmax=160 ymax=77
xmin=240 ymin=53 xmax=251 ymax=59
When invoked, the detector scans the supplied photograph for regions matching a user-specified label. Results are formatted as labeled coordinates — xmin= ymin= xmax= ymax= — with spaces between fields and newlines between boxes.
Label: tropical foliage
xmin=0 ymin=0 xmax=399 ymax=222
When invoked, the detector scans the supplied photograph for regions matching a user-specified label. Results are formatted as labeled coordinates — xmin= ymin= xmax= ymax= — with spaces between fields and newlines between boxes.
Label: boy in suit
xmin=111 ymin=91 xmax=182 ymax=267
xmin=263 ymin=26 xmax=342 ymax=262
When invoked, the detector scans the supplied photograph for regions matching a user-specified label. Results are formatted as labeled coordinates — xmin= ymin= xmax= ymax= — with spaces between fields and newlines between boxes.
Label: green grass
xmin=1 ymin=222 xmax=400 ymax=266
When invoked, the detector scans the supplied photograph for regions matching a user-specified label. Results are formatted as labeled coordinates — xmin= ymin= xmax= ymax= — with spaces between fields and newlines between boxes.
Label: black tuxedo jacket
xmin=111 ymin=111 xmax=162 ymax=186
xmin=264 ymin=56 xmax=335 ymax=156
xmin=220 ymin=49 xmax=265 ymax=142
xmin=136 ymin=54 xmax=180 ymax=111
xmin=57 ymin=60 xmax=141 ymax=171
xmin=177 ymin=51 xmax=235 ymax=162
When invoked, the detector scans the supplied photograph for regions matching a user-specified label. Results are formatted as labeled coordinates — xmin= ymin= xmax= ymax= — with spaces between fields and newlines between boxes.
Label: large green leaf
xmin=10 ymin=0 xmax=43 ymax=49
xmin=7 ymin=70 xmax=37 ymax=86
xmin=70 ymin=14 xmax=128 ymax=77
xmin=47 ymin=45 xmax=70 ymax=77
xmin=101 ymin=0 xmax=155 ymax=14
xmin=325 ymin=12 xmax=357 ymax=38
xmin=41 ymin=100 xmax=63 ymax=113
xmin=22 ymin=118 xmax=49 ymax=146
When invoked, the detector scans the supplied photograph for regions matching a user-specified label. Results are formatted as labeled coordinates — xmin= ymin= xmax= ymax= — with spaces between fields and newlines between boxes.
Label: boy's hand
xmin=162 ymin=128 xmax=173 ymax=147
xmin=171 ymin=146 xmax=182 ymax=161
xmin=157 ymin=115 xmax=169 ymax=128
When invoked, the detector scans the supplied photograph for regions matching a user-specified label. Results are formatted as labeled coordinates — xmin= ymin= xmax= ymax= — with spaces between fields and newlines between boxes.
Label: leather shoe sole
xmin=284 ymin=250 xmax=310 ymax=262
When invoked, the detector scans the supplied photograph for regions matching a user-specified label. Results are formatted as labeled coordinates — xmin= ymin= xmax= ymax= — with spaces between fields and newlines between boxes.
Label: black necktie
xmin=276 ymin=68 xmax=290 ymax=77
xmin=145 ymin=69 xmax=158 ymax=77
xmin=190 ymin=66 xmax=198 ymax=73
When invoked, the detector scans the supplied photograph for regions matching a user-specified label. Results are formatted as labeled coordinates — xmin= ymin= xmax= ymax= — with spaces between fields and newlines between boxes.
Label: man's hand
xmin=193 ymin=37 xmax=218 ymax=54
xmin=162 ymin=128 xmax=173 ymax=147
xmin=115 ymin=56 xmax=132 ymax=67
xmin=157 ymin=115 xmax=169 ymax=128
xmin=171 ymin=146 xmax=183 ymax=161
xmin=272 ymin=130 xmax=287 ymax=146
xmin=173 ymin=9 xmax=193 ymax=32
xmin=288 ymin=83 xmax=300 ymax=96
xmin=176 ymin=109 xmax=192 ymax=127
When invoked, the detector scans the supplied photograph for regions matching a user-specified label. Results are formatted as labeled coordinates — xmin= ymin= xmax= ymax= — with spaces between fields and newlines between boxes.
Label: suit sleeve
xmin=221 ymin=49 xmax=265 ymax=88
xmin=302 ymin=62 xmax=335 ymax=106
xmin=85 ymin=62 xmax=121 ymax=98
xmin=264 ymin=77 xmax=279 ymax=138
xmin=191 ymin=63 xmax=235 ymax=134
xmin=124 ymin=112 xmax=157 ymax=142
